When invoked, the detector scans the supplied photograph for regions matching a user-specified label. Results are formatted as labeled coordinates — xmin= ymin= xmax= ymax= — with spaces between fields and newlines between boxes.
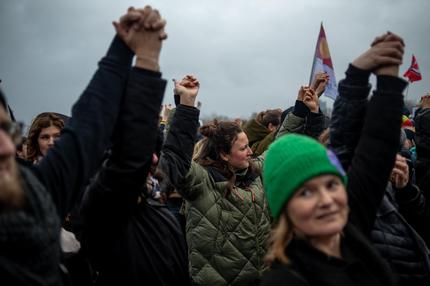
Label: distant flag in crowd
xmin=403 ymin=54 xmax=422 ymax=83
xmin=309 ymin=23 xmax=338 ymax=100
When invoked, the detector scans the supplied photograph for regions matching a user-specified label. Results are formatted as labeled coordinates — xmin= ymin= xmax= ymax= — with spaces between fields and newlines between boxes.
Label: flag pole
xmin=404 ymin=81 xmax=410 ymax=98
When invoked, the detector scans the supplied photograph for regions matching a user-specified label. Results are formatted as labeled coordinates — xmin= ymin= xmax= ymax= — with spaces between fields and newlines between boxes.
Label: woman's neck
xmin=309 ymin=233 xmax=342 ymax=258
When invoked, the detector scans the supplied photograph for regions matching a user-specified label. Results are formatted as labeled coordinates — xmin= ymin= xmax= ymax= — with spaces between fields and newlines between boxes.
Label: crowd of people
xmin=1 ymin=5 xmax=430 ymax=286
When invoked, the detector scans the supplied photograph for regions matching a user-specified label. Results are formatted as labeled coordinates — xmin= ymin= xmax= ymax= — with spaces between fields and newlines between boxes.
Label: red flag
xmin=403 ymin=55 xmax=422 ymax=82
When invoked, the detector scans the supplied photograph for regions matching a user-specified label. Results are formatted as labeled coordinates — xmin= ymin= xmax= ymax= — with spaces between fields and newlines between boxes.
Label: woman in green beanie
xmin=260 ymin=32 xmax=406 ymax=286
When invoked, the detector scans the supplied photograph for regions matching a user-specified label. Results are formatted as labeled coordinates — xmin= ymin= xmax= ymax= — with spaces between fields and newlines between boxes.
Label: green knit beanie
xmin=263 ymin=134 xmax=347 ymax=220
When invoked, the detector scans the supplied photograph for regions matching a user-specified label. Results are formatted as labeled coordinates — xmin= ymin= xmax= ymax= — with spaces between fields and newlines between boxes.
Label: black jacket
xmin=261 ymin=66 xmax=405 ymax=286
xmin=415 ymin=108 xmax=430 ymax=194
xmin=412 ymin=107 xmax=430 ymax=246
xmin=0 ymin=36 xmax=133 ymax=285
xmin=261 ymin=224 xmax=394 ymax=286
xmin=275 ymin=100 xmax=325 ymax=140
xmin=329 ymin=65 xmax=430 ymax=285
xmin=80 ymin=67 xmax=189 ymax=286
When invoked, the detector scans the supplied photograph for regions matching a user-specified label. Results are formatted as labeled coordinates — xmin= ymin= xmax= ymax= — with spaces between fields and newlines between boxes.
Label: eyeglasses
xmin=0 ymin=121 xmax=24 ymax=146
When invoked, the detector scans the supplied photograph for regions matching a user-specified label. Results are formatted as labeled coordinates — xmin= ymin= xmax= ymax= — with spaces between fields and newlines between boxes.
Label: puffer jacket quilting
xmin=160 ymin=105 xmax=271 ymax=285
xmin=181 ymin=160 xmax=271 ymax=286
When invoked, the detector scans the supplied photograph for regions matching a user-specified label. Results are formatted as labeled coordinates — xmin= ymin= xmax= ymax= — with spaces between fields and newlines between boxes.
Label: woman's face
xmin=223 ymin=131 xmax=253 ymax=170
xmin=38 ymin=125 xmax=61 ymax=157
xmin=287 ymin=174 xmax=348 ymax=239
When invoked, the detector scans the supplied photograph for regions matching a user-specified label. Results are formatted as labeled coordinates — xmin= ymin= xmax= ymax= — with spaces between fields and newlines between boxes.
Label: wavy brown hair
xmin=26 ymin=112 xmax=64 ymax=163
xmin=195 ymin=120 xmax=258 ymax=195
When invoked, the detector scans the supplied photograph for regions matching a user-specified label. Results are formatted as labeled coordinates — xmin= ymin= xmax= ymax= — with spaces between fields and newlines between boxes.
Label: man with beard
xmin=0 ymin=94 xmax=25 ymax=212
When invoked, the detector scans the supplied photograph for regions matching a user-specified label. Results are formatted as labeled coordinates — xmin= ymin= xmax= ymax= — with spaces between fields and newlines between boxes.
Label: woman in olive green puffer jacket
xmin=159 ymin=76 xmax=271 ymax=286
xmin=159 ymin=75 xmax=315 ymax=286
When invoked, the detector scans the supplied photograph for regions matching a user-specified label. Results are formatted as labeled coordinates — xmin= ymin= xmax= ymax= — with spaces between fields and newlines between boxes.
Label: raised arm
xmin=329 ymin=33 xmax=406 ymax=169
xmin=82 ymin=6 xmax=167 ymax=214
xmin=32 ymin=6 xmax=164 ymax=219
xmin=345 ymin=32 xmax=407 ymax=233
xmin=277 ymin=86 xmax=324 ymax=139
xmin=328 ymin=65 xmax=371 ymax=169
xmin=158 ymin=76 xmax=201 ymax=199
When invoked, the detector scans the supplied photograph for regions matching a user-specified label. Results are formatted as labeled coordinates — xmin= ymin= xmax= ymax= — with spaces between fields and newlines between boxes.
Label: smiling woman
xmin=263 ymin=135 xmax=349 ymax=260
xmin=159 ymin=76 xmax=271 ymax=285
xmin=260 ymin=32 xmax=407 ymax=286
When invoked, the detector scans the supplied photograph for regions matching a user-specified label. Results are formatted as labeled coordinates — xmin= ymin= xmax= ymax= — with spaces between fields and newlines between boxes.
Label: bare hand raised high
xmin=174 ymin=75 xmax=200 ymax=107
xmin=113 ymin=6 xmax=167 ymax=71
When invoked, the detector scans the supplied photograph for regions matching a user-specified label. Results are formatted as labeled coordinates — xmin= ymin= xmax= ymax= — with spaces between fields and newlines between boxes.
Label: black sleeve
xmin=260 ymin=266 xmax=310 ymax=286
xmin=292 ymin=100 xmax=310 ymax=119
xmin=158 ymin=104 xmax=200 ymax=188
xmin=80 ymin=67 xmax=166 ymax=265
xmin=82 ymin=67 xmax=166 ymax=214
xmin=395 ymin=183 xmax=430 ymax=239
xmin=415 ymin=108 xmax=430 ymax=161
xmin=328 ymin=64 xmax=372 ymax=169
xmin=32 ymin=36 xmax=133 ymax=219
xmin=347 ymin=75 xmax=406 ymax=234
xmin=415 ymin=108 xmax=430 ymax=191
xmin=292 ymin=100 xmax=325 ymax=139
xmin=304 ymin=111 xmax=325 ymax=139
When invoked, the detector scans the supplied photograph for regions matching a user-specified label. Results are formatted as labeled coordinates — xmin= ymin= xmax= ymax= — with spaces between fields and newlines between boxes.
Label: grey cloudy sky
xmin=1 ymin=0 xmax=429 ymax=126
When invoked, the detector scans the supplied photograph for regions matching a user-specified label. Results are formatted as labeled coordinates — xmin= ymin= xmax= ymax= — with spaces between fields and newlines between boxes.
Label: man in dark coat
xmin=0 ymin=6 xmax=166 ymax=285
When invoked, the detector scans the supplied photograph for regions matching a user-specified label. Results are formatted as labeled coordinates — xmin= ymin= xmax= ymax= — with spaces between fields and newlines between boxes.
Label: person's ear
xmin=220 ymin=152 xmax=229 ymax=162
xmin=268 ymin=123 xmax=277 ymax=132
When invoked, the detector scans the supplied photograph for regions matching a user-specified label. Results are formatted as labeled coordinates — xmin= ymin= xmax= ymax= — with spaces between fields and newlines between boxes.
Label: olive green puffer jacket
xmin=182 ymin=160 xmax=271 ymax=286
xmin=160 ymin=105 xmax=271 ymax=286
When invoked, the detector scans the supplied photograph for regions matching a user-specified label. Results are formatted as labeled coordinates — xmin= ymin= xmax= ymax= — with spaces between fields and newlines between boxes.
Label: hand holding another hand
xmin=298 ymin=86 xmax=319 ymax=113
xmin=113 ymin=6 xmax=167 ymax=71
xmin=352 ymin=31 xmax=404 ymax=77
xmin=311 ymin=72 xmax=329 ymax=97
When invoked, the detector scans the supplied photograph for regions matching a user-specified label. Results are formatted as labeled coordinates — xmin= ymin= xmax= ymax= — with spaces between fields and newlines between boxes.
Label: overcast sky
xmin=1 ymin=0 xmax=429 ymax=126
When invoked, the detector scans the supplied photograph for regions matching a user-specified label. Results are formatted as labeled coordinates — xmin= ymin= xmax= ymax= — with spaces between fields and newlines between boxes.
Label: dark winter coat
xmin=0 ymin=36 xmax=133 ymax=285
xmin=408 ymin=107 xmax=430 ymax=247
xmin=415 ymin=108 xmax=430 ymax=193
xmin=80 ymin=67 xmax=190 ymax=286
xmin=329 ymin=65 xmax=430 ymax=285
xmin=261 ymin=67 xmax=406 ymax=286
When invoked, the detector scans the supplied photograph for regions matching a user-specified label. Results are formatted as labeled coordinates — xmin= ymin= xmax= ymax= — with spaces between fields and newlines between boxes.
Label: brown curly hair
xmin=196 ymin=120 xmax=258 ymax=196
xmin=26 ymin=112 xmax=64 ymax=163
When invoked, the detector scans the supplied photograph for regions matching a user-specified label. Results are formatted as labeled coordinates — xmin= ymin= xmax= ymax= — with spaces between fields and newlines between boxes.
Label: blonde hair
xmin=192 ymin=137 xmax=207 ymax=161
xmin=264 ymin=212 xmax=294 ymax=265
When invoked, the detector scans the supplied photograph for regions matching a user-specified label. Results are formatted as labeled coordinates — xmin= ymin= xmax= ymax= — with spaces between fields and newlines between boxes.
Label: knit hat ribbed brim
xmin=263 ymin=134 xmax=347 ymax=220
